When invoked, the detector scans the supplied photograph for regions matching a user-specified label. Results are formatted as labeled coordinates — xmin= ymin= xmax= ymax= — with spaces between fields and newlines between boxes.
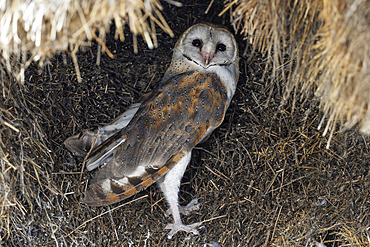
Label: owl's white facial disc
xmin=179 ymin=24 xmax=237 ymax=68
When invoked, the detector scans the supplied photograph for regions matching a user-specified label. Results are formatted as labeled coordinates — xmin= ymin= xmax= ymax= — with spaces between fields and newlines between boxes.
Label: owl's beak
xmin=202 ymin=52 xmax=214 ymax=67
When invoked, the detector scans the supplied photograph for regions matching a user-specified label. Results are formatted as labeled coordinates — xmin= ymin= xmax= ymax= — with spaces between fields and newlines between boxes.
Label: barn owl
xmin=64 ymin=23 xmax=239 ymax=239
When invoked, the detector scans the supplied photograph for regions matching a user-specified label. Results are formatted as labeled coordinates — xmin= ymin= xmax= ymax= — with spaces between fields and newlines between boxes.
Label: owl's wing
xmin=64 ymin=103 xmax=140 ymax=160
xmin=84 ymin=71 xmax=228 ymax=206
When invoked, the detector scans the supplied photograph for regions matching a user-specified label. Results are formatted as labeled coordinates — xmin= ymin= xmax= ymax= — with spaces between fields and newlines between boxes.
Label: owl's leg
xmin=158 ymin=152 xmax=202 ymax=239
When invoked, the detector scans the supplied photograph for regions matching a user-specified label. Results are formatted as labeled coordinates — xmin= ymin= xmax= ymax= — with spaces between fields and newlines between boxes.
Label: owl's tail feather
xmin=83 ymin=150 xmax=188 ymax=206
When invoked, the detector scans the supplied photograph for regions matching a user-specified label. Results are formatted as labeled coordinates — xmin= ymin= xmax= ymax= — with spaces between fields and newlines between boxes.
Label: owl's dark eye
xmin=192 ymin=39 xmax=202 ymax=48
xmin=216 ymin=43 xmax=226 ymax=52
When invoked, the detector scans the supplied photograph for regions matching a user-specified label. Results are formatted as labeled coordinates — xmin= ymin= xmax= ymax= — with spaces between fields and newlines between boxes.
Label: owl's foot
xmin=166 ymin=197 xmax=202 ymax=216
xmin=165 ymin=221 xmax=202 ymax=239
xmin=181 ymin=197 xmax=202 ymax=215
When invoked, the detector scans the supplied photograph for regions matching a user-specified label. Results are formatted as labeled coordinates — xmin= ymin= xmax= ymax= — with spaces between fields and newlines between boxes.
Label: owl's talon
xmin=166 ymin=197 xmax=202 ymax=216
xmin=165 ymin=222 xmax=202 ymax=239
xmin=182 ymin=197 xmax=202 ymax=215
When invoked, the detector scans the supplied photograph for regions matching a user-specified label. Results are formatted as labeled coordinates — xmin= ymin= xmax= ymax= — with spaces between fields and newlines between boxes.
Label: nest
xmin=229 ymin=0 xmax=370 ymax=144
xmin=0 ymin=0 xmax=369 ymax=246
xmin=0 ymin=0 xmax=175 ymax=82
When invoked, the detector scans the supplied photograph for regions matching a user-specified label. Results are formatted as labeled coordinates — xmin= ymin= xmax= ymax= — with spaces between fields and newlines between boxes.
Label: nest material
xmin=0 ymin=0 xmax=369 ymax=245
xmin=0 ymin=0 xmax=175 ymax=82
xmin=229 ymin=0 xmax=370 ymax=143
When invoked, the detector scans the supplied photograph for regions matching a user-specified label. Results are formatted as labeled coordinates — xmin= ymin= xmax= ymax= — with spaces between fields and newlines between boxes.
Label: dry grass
xmin=0 ymin=0 xmax=175 ymax=82
xmin=0 ymin=0 xmax=369 ymax=246
xmin=229 ymin=0 xmax=370 ymax=143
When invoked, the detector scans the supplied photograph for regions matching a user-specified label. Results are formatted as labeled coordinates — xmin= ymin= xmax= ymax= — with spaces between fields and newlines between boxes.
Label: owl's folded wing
xmin=64 ymin=104 xmax=140 ymax=165
xmin=84 ymin=71 xmax=228 ymax=206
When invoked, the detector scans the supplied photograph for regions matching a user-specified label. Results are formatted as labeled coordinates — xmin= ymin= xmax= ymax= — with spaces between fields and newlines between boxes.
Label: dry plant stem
xmin=91 ymin=32 xmax=115 ymax=59
xmin=0 ymin=0 xmax=174 ymax=82
xmin=79 ymin=130 xmax=100 ymax=182
xmin=205 ymin=0 xmax=215 ymax=14
xmin=66 ymin=195 xmax=148 ymax=238
xmin=228 ymin=0 xmax=370 ymax=140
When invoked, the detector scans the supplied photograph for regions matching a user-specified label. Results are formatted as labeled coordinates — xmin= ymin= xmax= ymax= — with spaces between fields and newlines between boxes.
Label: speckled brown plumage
xmin=84 ymin=71 xmax=228 ymax=205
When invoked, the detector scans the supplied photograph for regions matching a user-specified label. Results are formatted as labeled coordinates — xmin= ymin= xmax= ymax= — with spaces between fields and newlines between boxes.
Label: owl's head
xmin=176 ymin=23 xmax=238 ymax=69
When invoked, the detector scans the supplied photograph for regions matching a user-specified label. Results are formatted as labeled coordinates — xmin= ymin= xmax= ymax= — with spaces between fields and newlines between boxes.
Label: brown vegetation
xmin=0 ymin=0 xmax=368 ymax=246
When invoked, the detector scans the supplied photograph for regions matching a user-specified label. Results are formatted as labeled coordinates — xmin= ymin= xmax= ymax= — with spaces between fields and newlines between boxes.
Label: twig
xmin=66 ymin=195 xmax=148 ymax=237
xmin=91 ymin=32 xmax=115 ymax=59
xmin=79 ymin=130 xmax=100 ymax=182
